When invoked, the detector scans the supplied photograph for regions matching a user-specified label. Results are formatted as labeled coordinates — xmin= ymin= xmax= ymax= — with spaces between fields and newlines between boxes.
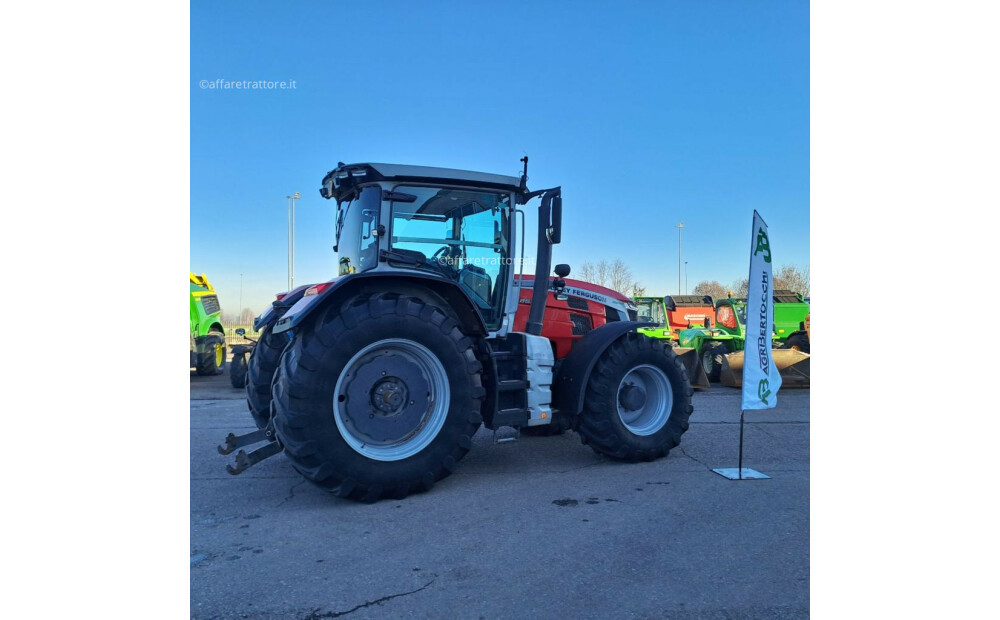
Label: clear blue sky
xmin=191 ymin=1 xmax=809 ymax=314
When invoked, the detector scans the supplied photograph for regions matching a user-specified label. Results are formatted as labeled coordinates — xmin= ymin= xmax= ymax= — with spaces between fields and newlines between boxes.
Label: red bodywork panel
xmin=667 ymin=306 xmax=715 ymax=331
xmin=513 ymin=277 xmax=633 ymax=360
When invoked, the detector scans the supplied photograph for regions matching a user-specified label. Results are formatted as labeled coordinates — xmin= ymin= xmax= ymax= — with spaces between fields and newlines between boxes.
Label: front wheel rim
xmin=215 ymin=343 xmax=224 ymax=366
xmin=616 ymin=364 xmax=673 ymax=436
xmin=334 ymin=338 xmax=450 ymax=461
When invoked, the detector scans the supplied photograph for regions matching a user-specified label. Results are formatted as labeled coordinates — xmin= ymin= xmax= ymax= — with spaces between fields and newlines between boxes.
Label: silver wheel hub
xmin=616 ymin=364 xmax=673 ymax=436
xmin=334 ymin=339 xmax=450 ymax=461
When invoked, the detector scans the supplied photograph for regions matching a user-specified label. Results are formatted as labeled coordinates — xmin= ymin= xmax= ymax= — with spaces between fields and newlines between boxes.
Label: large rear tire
xmin=577 ymin=332 xmax=692 ymax=462
xmin=195 ymin=330 xmax=226 ymax=376
xmin=272 ymin=292 xmax=484 ymax=502
xmin=701 ymin=341 xmax=728 ymax=383
xmin=246 ymin=325 xmax=291 ymax=429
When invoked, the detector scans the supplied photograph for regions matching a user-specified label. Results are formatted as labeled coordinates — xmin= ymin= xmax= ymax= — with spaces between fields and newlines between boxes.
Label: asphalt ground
xmin=190 ymin=369 xmax=809 ymax=619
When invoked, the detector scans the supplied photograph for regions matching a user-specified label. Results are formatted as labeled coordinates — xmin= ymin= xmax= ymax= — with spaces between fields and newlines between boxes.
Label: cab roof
xmin=320 ymin=162 xmax=523 ymax=202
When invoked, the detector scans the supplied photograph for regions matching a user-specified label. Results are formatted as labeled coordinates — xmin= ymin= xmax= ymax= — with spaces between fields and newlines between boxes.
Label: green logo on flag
xmin=757 ymin=378 xmax=771 ymax=404
xmin=754 ymin=228 xmax=771 ymax=263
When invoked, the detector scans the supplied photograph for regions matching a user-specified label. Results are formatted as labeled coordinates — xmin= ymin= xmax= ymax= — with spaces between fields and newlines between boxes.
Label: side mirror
xmin=554 ymin=264 xmax=571 ymax=278
xmin=235 ymin=328 xmax=246 ymax=336
xmin=547 ymin=195 xmax=562 ymax=244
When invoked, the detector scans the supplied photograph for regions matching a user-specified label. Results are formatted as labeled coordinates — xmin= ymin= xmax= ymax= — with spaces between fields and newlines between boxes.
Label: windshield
xmin=735 ymin=303 xmax=747 ymax=326
xmin=389 ymin=185 xmax=511 ymax=329
xmin=635 ymin=299 xmax=665 ymax=326
xmin=335 ymin=185 xmax=380 ymax=275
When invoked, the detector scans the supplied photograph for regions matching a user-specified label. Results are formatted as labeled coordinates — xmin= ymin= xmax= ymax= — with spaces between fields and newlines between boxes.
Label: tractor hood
xmin=515 ymin=275 xmax=638 ymax=314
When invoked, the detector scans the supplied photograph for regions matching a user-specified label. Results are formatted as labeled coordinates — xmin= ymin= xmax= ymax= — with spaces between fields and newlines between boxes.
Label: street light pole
xmin=286 ymin=195 xmax=291 ymax=291
xmin=286 ymin=192 xmax=300 ymax=290
xmin=685 ymin=261 xmax=689 ymax=294
xmin=676 ymin=222 xmax=684 ymax=295
xmin=239 ymin=273 xmax=244 ymax=315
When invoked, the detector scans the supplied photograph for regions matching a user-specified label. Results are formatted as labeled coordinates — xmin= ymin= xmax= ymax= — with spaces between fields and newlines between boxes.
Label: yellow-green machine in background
xmin=191 ymin=273 xmax=226 ymax=375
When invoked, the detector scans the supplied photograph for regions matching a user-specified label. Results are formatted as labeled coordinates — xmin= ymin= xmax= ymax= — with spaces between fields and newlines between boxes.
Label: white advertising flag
xmin=742 ymin=211 xmax=781 ymax=410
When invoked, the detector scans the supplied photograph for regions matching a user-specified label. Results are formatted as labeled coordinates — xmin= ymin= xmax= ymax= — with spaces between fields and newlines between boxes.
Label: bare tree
xmin=608 ymin=259 xmax=636 ymax=294
xmin=579 ymin=259 xmax=646 ymax=298
xmin=774 ymin=264 xmax=810 ymax=297
xmin=578 ymin=260 xmax=610 ymax=287
xmin=731 ymin=277 xmax=749 ymax=298
xmin=239 ymin=308 xmax=256 ymax=324
xmin=692 ymin=280 xmax=728 ymax=301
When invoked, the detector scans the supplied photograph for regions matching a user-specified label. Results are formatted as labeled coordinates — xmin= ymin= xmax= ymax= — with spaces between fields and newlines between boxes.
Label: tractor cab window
xmin=735 ymin=304 xmax=747 ymax=327
xmin=335 ymin=185 xmax=380 ymax=275
xmin=717 ymin=305 xmax=737 ymax=329
xmin=389 ymin=185 xmax=511 ymax=328
xmin=636 ymin=300 xmax=665 ymax=326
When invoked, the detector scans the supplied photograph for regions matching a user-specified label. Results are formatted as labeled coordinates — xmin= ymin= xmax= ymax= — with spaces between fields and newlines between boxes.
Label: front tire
xmin=245 ymin=325 xmax=291 ymax=429
xmin=196 ymin=330 xmax=226 ymax=376
xmin=229 ymin=347 xmax=249 ymax=389
xmin=701 ymin=341 xmax=728 ymax=382
xmin=272 ymin=292 xmax=484 ymax=502
xmin=577 ymin=332 xmax=693 ymax=462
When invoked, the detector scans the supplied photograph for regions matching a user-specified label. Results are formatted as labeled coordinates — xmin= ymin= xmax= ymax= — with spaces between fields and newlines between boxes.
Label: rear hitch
xmin=218 ymin=428 xmax=272 ymax=455
xmin=219 ymin=424 xmax=283 ymax=474
xmin=226 ymin=442 xmax=282 ymax=475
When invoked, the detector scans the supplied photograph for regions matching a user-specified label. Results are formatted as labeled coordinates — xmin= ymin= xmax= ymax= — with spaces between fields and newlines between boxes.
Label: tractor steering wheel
xmin=429 ymin=245 xmax=461 ymax=278
xmin=431 ymin=246 xmax=451 ymax=262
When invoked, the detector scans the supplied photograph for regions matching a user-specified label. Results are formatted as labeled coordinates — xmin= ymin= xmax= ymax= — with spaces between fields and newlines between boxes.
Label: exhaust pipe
xmin=525 ymin=188 xmax=561 ymax=336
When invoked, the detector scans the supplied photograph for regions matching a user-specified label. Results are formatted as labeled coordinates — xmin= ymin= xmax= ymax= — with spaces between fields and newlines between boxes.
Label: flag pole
xmin=738 ymin=410 xmax=745 ymax=480
xmin=712 ymin=209 xmax=774 ymax=481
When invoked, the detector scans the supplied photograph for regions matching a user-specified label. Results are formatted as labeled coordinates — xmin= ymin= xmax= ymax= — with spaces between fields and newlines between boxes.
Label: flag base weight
xmin=711 ymin=467 xmax=770 ymax=480
xmin=711 ymin=410 xmax=771 ymax=480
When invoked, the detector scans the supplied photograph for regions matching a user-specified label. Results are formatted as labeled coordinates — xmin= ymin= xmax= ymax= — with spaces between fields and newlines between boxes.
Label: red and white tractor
xmin=220 ymin=159 xmax=694 ymax=502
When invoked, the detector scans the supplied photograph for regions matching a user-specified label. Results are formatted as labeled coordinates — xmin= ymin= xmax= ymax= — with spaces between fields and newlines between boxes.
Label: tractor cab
xmin=321 ymin=163 xmax=522 ymax=333
xmin=635 ymin=297 xmax=667 ymax=326
xmin=714 ymin=298 xmax=747 ymax=336
xmin=636 ymin=295 xmax=715 ymax=340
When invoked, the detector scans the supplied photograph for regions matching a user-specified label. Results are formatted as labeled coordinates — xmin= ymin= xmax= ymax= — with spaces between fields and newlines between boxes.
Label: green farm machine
xmin=190 ymin=273 xmax=226 ymax=376
xmin=635 ymin=295 xmax=717 ymax=389
xmin=677 ymin=290 xmax=810 ymax=385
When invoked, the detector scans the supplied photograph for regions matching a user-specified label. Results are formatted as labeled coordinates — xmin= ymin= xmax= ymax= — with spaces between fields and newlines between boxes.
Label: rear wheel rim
xmin=616 ymin=364 xmax=673 ymax=436
xmin=334 ymin=338 xmax=450 ymax=461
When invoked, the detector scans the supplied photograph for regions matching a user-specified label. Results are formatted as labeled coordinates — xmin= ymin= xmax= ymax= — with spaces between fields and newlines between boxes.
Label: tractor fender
xmin=272 ymin=271 xmax=488 ymax=338
xmin=253 ymin=284 xmax=312 ymax=332
xmin=552 ymin=321 xmax=655 ymax=416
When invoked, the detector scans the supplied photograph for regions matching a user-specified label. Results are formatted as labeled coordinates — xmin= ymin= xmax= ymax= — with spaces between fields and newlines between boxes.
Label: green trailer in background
xmin=191 ymin=273 xmax=226 ymax=376
xmin=772 ymin=290 xmax=810 ymax=348
xmin=678 ymin=290 xmax=809 ymax=382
